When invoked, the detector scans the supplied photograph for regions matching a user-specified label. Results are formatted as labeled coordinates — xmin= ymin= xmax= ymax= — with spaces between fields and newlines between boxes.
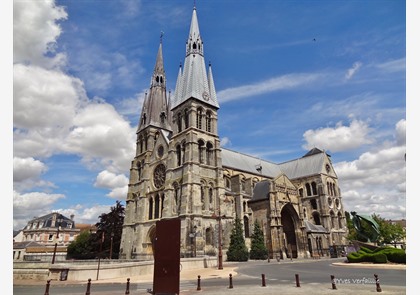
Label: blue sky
xmin=11 ymin=0 xmax=409 ymax=231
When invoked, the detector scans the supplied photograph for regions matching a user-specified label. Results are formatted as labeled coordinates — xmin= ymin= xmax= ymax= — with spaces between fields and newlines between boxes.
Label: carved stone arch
xmin=280 ymin=203 xmax=300 ymax=258
xmin=146 ymin=225 xmax=157 ymax=257
xmin=198 ymin=139 xmax=205 ymax=164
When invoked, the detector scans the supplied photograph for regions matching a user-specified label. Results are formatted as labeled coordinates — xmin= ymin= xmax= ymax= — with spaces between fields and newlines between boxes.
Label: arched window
xmin=225 ymin=177 xmax=231 ymax=190
xmin=330 ymin=210 xmax=335 ymax=229
xmin=208 ymin=187 xmax=213 ymax=209
xmin=201 ymin=185 xmax=205 ymax=210
xmin=337 ymin=212 xmax=343 ymax=228
xmin=136 ymin=161 xmax=142 ymax=180
xmin=160 ymin=111 xmax=166 ymax=124
xmin=243 ymin=216 xmax=250 ymax=238
xmin=332 ymin=183 xmax=337 ymax=196
xmin=306 ymin=183 xmax=312 ymax=196
xmin=184 ymin=109 xmax=189 ymax=128
xmin=154 ymin=195 xmax=160 ymax=219
xmin=173 ymin=182 xmax=181 ymax=215
xmin=161 ymin=194 xmax=165 ymax=217
xmin=206 ymin=111 xmax=212 ymax=132
xmin=198 ymin=140 xmax=205 ymax=164
xmin=177 ymin=112 xmax=182 ymax=132
xmin=139 ymin=136 xmax=144 ymax=153
xmin=299 ymin=188 xmax=304 ymax=197
xmin=311 ymin=182 xmax=317 ymax=195
xmin=313 ymin=212 xmax=321 ymax=225
xmin=196 ymin=108 xmax=203 ymax=129
xmin=182 ymin=141 xmax=186 ymax=163
xmin=176 ymin=145 xmax=182 ymax=166
xmin=148 ymin=197 xmax=153 ymax=220
xmin=206 ymin=142 xmax=213 ymax=165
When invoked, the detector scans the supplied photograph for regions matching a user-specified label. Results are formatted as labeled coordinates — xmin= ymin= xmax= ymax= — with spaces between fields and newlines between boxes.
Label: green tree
xmin=66 ymin=229 xmax=95 ymax=259
xmin=92 ymin=200 xmax=125 ymax=259
xmin=226 ymin=217 xmax=249 ymax=261
xmin=372 ymin=214 xmax=406 ymax=247
xmin=249 ymin=221 xmax=268 ymax=260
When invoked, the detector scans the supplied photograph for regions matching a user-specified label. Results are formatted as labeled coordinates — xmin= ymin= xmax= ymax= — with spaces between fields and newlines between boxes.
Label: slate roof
xmin=221 ymin=147 xmax=328 ymax=180
xmin=304 ymin=220 xmax=329 ymax=233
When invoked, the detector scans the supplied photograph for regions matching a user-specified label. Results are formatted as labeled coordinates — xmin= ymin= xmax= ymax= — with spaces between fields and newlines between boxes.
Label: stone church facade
xmin=119 ymin=6 xmax=348 ymax=261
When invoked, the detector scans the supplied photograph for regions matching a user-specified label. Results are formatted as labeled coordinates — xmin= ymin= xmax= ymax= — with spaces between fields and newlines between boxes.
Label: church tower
xmin=120 ymin=6 xmax=229 ymax=260
xmin=167 ymin=6 xmax=227 ymax=257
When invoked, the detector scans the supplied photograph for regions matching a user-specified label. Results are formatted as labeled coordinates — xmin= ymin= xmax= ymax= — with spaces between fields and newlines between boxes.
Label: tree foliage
xmin=249 ymin=221 xmax=268 ymax=260
xmin=226 ymin=217 xmax=249 ymax=261
xmin=66 ymin=229 xmax=95 ymax=259
xmin=67 ymin=201 xmax=125 ymax=260
xmin=92 ymin=200 xmax=125 ymax=259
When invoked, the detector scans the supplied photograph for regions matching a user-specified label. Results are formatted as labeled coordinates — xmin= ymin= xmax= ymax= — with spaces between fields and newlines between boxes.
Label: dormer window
xmin=193 ymin=42 xmax=197 ymax=50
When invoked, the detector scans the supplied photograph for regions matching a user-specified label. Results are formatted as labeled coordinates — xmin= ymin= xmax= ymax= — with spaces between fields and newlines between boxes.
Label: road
xmin=13 ymin=259 xmax=406 ymax=295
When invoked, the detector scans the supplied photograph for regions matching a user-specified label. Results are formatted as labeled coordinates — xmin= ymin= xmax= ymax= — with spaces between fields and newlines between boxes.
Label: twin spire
xmin=138 ymin=5 xmax=219 ymax=133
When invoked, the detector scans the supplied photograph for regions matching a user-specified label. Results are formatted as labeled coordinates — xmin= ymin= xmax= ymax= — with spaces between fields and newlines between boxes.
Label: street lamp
xmin=96 ymin=232 xmax=104 ymax=280
xmin=51 ymin=217 xmax=62 ymax=264
xmin=212 ymin=195 xmax=227 ymax=270
xmin=109 ymin=232 xmax=114 ymax=259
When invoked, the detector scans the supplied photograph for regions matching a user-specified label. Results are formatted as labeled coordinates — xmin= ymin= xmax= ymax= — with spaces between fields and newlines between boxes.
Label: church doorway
xmin=281 ymin=204 xmax=299 ymax=258
xmin=147 ymin=226 xmax=157 ymax=257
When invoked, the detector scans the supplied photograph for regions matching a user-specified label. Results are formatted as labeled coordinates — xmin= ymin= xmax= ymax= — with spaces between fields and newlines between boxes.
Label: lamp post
xmin=96 ymin=232 xmax=104 ymax=280
xmin=109 ymin=232 xmax=114 ymax=259
xmin=217 ymin=203 xmax=223 ymax=270
xmin=51 ymin=218 xmax=62 ymax=264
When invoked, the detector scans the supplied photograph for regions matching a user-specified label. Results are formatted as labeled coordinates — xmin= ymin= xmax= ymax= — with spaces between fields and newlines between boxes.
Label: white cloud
xmin=13 ymin=157 xmax=47 ymax=182
xmin=375 ymin=58 xmax=406 ymax=73
xmin=64 ymin=102 xmax=136 ymax=173
xmin=395 ymin=119 xmax=406 ymax=146
xmin=95 ymin=170 xmax=129 ymax=189
xmin=220 ymin=137 xmax=232 ymax=147
xmin=334 ymin=120 xmax=406 ymax=220
xmin=13 ymin=1 xmax=135 ymax=229
xmin=345 ymin=61 xmax=362 ymax=80
xmin=302 ymin=119 xmax=373 ymax=152
xmin=13 ymin=0 xmax=67 ymax=68
xmin=217 ymin=73 xmax=323 ymax=103
xmin=13 ymin=191 xmax=65 ymax=229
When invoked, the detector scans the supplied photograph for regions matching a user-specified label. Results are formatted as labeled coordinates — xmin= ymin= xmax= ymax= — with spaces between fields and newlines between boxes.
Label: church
xmin=119 ymin=6 xmax=348 ymax=261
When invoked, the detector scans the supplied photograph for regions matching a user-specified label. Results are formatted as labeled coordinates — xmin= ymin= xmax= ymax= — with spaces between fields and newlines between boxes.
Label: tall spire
xmin=172 ymin=6 xmax=219 ymax=110
xmin=137 ymin=39 xmax=171 ymax=132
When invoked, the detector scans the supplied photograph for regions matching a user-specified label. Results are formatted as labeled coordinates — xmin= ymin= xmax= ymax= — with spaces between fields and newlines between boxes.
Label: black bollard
xmin=229 ymin=273 xmax=233 ymax=289
xmin=85 ymin=278 xmax=91 ymax=295
xmin=330 ymin=275 xmax=337 ymax=290
xmin=374 ymin=274 xmax=382 ymax=292
xmin=44 ymin=279 xmax=51 ymax=295
xmin=295 ymin=274 xmax=300 ymax=287
xmin=125 ymin=278 xmax=130 ymax=294
xmin=261 ymin=274 xmax=266 ymax=287
xmin=197 ymin=275 xmax=201 ymax=291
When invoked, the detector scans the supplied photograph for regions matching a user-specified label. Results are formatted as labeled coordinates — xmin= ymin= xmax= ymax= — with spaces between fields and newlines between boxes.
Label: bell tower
xmin=167 ymin=6 xmax=226 ymax=257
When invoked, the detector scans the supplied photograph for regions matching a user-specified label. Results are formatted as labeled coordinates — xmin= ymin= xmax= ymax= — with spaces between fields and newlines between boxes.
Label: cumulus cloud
xmin=13 ymin=0 xmax=67 ymax=68
xmin=94 ymin=170 xmax=129 ymax=199
xmin=13 ymin=1 xmax=135 ymax=229
xmin=334 ymin=120 xmax=406 ymax=220
xmin=13 ymin=157 xmax=47 ymax=182
xmin=13 ymin=190 xmax=66 ymax=229
xmin=345 ymin=61 xmax=362 ymax=80
xmin=302 ymin=119 xmax=373 ymax=152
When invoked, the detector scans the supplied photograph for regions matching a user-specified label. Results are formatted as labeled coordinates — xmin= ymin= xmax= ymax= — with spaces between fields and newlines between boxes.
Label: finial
xmin=160 ymin=31 xmax=164 ymax=43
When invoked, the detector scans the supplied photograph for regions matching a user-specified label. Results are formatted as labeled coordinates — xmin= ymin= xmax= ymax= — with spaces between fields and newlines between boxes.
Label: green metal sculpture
xmin=350 ymin=211 xmax=380 ymax=243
